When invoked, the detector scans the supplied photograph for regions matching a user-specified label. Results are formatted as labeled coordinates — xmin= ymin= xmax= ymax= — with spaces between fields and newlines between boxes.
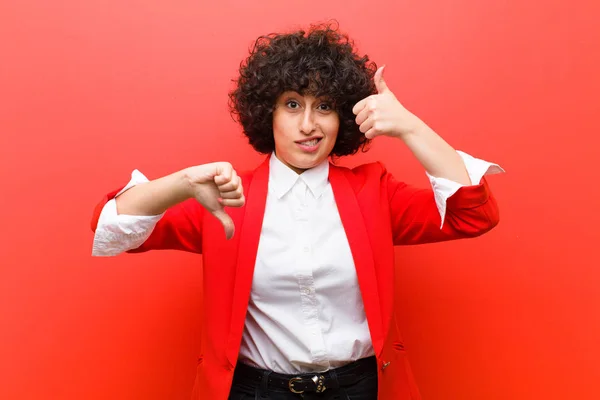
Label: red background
xmin=1 ymin=1 xmax=599 ymax=399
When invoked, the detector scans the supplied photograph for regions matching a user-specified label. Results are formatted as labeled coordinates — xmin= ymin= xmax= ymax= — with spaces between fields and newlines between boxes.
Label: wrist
xmin=395 ymin=117 xmax=427 ymax=141
xmin=178 ymin=167 xmax=197 ymax=200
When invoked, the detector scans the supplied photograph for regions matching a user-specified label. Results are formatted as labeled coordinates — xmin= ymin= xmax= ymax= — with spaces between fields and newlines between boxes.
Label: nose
xmin=299 ymin=109 xmax=316 ymax=135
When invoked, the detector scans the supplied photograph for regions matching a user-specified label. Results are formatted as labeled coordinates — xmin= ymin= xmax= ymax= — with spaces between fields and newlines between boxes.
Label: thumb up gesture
xmin=352 ymin=66 xmax=423 ymax=139
xmin=186 ymin=162 xmax=245 ymax=240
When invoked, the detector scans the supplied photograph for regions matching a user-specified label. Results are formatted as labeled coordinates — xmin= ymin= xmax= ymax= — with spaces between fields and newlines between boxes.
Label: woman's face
xmin=272 ymin=91 xmax=340 ymax=174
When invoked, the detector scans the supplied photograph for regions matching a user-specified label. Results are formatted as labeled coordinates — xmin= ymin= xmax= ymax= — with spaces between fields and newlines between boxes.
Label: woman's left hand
xmin=352 ymin=66 xmax=423 ymax=140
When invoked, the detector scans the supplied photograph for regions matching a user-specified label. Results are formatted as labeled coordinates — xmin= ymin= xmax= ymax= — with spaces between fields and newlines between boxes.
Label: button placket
xmin=291 ymin=179 xmax=328 ymax=363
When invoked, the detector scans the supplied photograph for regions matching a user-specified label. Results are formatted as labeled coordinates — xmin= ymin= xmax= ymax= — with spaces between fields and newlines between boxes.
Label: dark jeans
xmin=228 ymin=357 xmax=378 ymax=400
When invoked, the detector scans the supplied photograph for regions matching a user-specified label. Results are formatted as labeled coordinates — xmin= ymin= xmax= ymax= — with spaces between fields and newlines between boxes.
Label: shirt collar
xmin=269 ymin=152 xmax=330 ymax=199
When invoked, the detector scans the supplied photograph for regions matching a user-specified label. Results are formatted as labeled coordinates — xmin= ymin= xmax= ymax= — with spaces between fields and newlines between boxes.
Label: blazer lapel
xmin=226 ymin=156 xmax=270 ymax=366
xmin=329 ymin=164 xmax=384 ymax=357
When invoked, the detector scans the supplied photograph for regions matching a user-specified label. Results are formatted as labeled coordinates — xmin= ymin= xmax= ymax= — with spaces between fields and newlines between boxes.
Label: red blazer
xmin=91 ymin=156 xmax=499 ymax=399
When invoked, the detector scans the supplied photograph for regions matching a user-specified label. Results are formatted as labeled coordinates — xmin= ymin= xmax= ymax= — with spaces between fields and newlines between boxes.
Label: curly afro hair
xmin=228 ymin=23 xmax=378 ymax=157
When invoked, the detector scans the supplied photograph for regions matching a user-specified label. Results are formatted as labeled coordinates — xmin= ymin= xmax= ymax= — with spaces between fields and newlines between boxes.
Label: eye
xmin=317 ymin=103 xmax=332 ymax=112
xmin=286 ymin=100 xmax=300 ymax=109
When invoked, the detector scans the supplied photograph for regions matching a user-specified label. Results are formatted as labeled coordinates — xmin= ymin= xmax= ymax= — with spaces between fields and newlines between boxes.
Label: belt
xmin=232 ymin=356 xmax=376 ymax=394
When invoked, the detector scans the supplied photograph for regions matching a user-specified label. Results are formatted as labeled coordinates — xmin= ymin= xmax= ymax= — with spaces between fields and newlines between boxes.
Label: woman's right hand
xmin=183 ymin=162 xmax=245 ymax=240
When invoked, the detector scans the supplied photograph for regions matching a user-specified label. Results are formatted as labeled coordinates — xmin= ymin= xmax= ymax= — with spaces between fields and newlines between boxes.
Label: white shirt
xmin=238 ymin=155 xmax=372 ymax=373
xmin=92 ymin=151 xmax=503 ymax=374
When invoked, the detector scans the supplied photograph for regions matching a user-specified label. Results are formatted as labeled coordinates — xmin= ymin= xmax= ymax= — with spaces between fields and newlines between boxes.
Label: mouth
xmin=295 ymin=137 xmax=323 ymax=153
xmin=296 ymin=137 xmax=322 ymax=147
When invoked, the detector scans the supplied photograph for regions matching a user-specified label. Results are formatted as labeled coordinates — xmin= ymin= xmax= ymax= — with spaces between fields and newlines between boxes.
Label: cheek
xmin=273 ymin=114 xmax=294 ymax=138
xmin=272 ymin=118 xmax=288 ymax=148
xmin=326 ymin=119 xmax=340 ymax=143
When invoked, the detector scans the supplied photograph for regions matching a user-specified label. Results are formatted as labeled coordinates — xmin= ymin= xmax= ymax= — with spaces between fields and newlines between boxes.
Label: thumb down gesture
xmin=186 ymin=162 xmax=245 ymax=240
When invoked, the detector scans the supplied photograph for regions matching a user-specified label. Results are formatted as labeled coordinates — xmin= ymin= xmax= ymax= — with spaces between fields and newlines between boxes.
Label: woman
xmin=91 ymin=24 xmax=503 ymax=400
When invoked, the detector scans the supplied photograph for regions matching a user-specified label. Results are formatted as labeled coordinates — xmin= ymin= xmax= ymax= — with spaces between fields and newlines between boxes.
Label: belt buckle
xmin=289 ymin=374 xmax=327 ymax=394
xmin=288 ymin=377 xmax=304 ymax=394
xmin=313 ymin=375 xmax=327 ymax=393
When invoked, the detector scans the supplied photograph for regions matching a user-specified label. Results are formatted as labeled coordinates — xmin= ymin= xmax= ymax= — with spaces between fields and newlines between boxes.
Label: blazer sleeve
xmin=384 ymin=165 xmax=500 ymax=246
xmin=90 ymin=186 xmax=205 ymax=254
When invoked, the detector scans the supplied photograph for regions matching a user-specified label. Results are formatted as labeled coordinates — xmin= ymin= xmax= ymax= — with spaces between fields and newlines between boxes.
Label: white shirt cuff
xmin=91 ymin=170 xmax=164 ymax=256
xmin=427 ymin=151 xmax=505 ymax=228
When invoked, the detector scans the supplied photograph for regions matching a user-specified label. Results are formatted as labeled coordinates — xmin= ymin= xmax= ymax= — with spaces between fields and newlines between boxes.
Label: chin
xmin=276 ymin=148 xmax=331 ymax=173
xmin=296 ymin=154 xmax=327 ymax=168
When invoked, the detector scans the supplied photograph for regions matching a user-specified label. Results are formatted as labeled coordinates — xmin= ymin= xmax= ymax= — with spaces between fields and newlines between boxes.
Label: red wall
xmin=1 ymin=1 xmax=599 ymax=399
